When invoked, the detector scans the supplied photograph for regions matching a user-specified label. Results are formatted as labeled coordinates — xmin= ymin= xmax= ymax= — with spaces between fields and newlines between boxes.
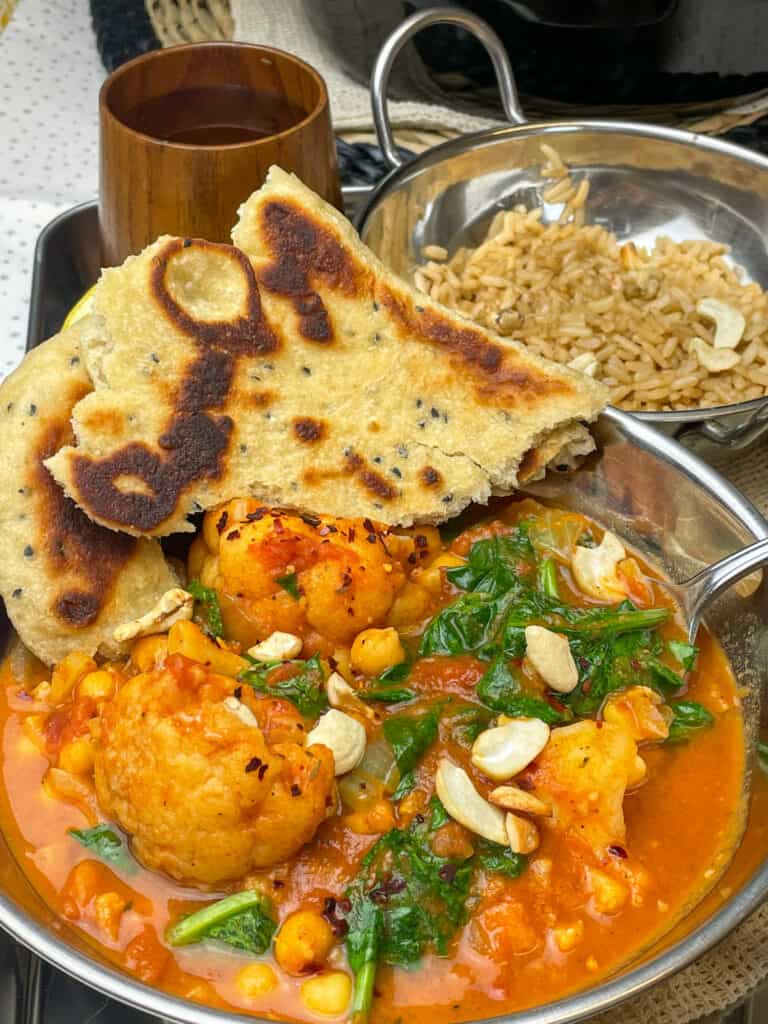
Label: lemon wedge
xmin=62 ymin=284 xmax=97 ymax=330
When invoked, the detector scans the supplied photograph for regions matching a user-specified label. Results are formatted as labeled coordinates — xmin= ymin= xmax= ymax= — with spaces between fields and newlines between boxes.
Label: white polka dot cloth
xmin=0 ymin=0 xmax=104 ymax=375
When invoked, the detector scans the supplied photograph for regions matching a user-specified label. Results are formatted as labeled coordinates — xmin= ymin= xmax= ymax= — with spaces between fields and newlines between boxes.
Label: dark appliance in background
xmin=303 ymin=0 xmax=768 ymax=116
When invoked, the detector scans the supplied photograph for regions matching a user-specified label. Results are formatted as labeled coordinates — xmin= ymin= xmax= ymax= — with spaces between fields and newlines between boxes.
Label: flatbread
xmin=0 ymin=325 xmax=177 ymax=665
xmin=46 ymin=167 xmax=607 ymax=537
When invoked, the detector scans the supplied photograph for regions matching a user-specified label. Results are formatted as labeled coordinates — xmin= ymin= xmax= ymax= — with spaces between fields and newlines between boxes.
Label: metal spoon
xmin=661 ymin=536 xmax=768 ymax=644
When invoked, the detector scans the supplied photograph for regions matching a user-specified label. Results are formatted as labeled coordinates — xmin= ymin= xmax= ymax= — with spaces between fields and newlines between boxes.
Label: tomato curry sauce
xmin=0 ymin=497 xmax=759 ymax=1024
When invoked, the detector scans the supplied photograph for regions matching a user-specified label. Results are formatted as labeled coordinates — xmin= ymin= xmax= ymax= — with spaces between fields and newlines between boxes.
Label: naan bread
xmin=47 ymin=167 xmax=607 ymax=537
xmin=0 ymin=325 xmax=177 ymax=664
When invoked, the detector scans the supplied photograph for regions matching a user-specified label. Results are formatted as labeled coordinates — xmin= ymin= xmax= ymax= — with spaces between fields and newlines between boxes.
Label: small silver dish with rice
xmin=357 ymin=6 xmax=768 ymax=456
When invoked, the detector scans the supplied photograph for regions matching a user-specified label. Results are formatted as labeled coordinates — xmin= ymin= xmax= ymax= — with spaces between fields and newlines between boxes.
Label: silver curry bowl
xmin=0 ymin=407 xmax=766 ymax=1024
xmin=357 ymin=7 xmax=768 ymax=457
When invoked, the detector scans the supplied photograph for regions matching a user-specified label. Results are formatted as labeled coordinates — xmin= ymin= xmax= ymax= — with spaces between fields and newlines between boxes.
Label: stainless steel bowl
xmin=356 ymin=7 xmax=768 ymax=457
xmin=0 ymin=407 xmax=766 ymax=1024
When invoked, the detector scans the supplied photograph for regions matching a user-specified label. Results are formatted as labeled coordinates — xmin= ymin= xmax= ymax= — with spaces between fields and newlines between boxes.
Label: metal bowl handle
xmin=370 ymin=6 xmax=526 ymax=170
xmin=677 ymin=397 xmax=768 ymax=450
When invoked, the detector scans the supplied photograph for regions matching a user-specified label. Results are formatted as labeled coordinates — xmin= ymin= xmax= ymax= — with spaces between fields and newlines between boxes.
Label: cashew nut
xmin=524 ymin=625 xmax=578 ymax=694
xmin=568 ymin=352 xmax=598 ymax=377
xmin=470 ymin=717 xmax=550 ymax=782
xmin=571 ymin=531 xmax=627 ymax=602
xmin=247 ymin=631 xmax=303 ymax=662
xmin=306 ymin=709 xmax=366 ymax=776
xmin=223 ymin=696 xmax=259 ymax=728
xmin=113 ymin=588 xmax=193 ymax=643
xmin=326 ymin=671 xmax=378 ymax=722
xmin=692 ymin=337 xmax=741 ymax=373
xmin=435 ymin=759 xmax=507 ymax=844
xmin=505 ymin=812 xmax=540 ymax=854
xmin=489 ymin=785 xmax=551 ymax=816
xmin=696 ymin=297 xmax=745 ymax=349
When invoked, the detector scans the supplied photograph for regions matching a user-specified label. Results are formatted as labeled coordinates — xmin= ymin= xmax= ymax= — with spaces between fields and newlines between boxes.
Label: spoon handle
xmin=684 ymin=536 xmax=768 ymax=642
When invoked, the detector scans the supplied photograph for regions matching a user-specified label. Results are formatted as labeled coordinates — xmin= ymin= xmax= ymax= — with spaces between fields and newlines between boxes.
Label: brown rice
xmin=413 ymin=147 xmax=768 ymax=411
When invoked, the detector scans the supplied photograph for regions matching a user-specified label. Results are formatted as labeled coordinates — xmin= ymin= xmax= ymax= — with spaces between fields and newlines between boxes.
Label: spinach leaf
xmin=384 ymin=707 xmax=440 ymax=797
xmin=668 ymin=639 xmax=698 ymax=672
xmin=449 ymin=704 xmax=494 ymax=745
xmin=166 ymin=891 xmax=275 ymax=953
xmin=187 ymin=579 xmax=224 ymax=638
xmin=666 ymin=701 xmax=714 ymax=743
xmin=758 ymin=739 xmax=768 ymax=775
xmin=344 ymin=804 xmax=473 ymax=1019
xmin=360 ymin=686 xmax=417 ymax=704
xmin=646 ymin=657 xmax=686 ymax=696
xmin=275 ymin=572 xmax=300 ymax=599
xmin=241 ymin=654 xmax=328 ymax=719
xmin=445 ymin=528 xmax=535 ymax=597
xmin=69 ymin=823 xmax=134 ymax=872
xmin=474 ymin=838 xmax=526 ymax=879
xmin=360 ymin=661 xmax=416 ymax=704
xmin=476 ymin=655 xmax=570 ymax=724
xmin=419 ymin=592 xmax=509 ymax=657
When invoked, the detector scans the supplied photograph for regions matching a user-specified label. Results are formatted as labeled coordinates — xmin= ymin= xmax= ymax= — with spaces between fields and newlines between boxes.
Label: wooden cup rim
xmin=99 ymin=40 xmax=331 ymax=152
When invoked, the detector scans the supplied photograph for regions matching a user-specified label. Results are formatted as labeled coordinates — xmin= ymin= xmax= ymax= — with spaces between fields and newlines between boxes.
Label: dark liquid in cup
xmin=123 ymin=85 xmax=308 ymax=145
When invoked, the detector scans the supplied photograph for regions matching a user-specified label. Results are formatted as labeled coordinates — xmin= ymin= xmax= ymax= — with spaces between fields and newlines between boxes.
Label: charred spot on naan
xmin=151 ymin=238 xmax=279 ymax=356
xmin=257 ymin=198 xmax=370 ymax=343
xmin=420 ymin=466 xmax=442 ymax=488
xmin=292 ymin=417 xmax=327 ymax=443
xmin=377 ymin=284 xmax=570 ymax=407
xmin=33 ymin=413 xmax=136 ymax=630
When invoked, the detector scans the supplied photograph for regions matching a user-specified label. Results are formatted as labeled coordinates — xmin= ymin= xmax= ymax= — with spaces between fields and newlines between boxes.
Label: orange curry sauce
xmin=0 ymin=498 xmax=762 ymax=1024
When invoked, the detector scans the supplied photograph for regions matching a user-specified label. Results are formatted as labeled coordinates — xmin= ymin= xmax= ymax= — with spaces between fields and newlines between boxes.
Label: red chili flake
xmin=582 ymin=680 xmax=592 ymax=694
xmin=545 ymin=694 xmax=568 ymax=714
xmin=328 ymin=655 xmax=338 ymax=671
xmin=516 ymin=776 xmax=534 ymax=791
xmin=415 ymin=534 xmax=428 ymax=548
xmin=257 ymin=763 xmax=269 ymax=780
xmin=438 ymin=863 xmax=458 ymax=884
xmin=273 ymin=518 xmax=285 ymax=534
xmin=272 ymin=879 xmax=285 ymax=889
xmin=216 ymin=510 xmax=229 ymax=534
xmin=608 ymin=844 xmax=628 ymax=859
xmin=290 ymin=784 xmax=302 ymax=797
xmin=348 ymin=526 xmax=356 ymax=541
xmin=363 ymin=518 xmax=376 ymax=534
xmin=246 ymin=509 xmax=267 ymax=521
xmin=407 ymin=552 xmax=418 ymax=565
xmin=300 ymin=513 xmax=321 ymax=528
xmin=245 ymin=756 xmax=262 ymax=774
xmin=226 ymin=529 xmax=241 ymax=541
xmin=327 ymin=525 xmax=338 ymax=533
xmin=234 ymin=686 xmax=242 ymax=700
xmin=596 ymin=719 xmax=603 ymax=729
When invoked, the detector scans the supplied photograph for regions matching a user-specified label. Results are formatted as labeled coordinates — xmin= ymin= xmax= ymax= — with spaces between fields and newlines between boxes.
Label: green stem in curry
xmin=537 ymin=557 xmax=559 ymax=599
xmin=166 ymin=890 xmax=272 ymax=947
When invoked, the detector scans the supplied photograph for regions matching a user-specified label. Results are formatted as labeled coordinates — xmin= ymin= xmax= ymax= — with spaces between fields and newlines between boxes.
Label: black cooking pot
xmin=303 ymin=0 xmax=768 ymax=112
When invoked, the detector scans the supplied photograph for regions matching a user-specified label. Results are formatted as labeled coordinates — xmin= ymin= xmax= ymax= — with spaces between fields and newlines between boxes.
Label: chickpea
xmin=77 ymin=670 xmax=115 ymax=701
xmin=350 ymin=627 xmax=405 ymax=677
xmin=273 ymin=909 xmax=335 ymax=976
xmin=387 ymin=582 xmax=432 ymax=629
xmin=235 ymin=962 xmax=278 ymax=998
xmin=50 ymin=652 xmax=96 ymax=704
xmin=346 ymin=799 xmax=396 ymax=836
xmin=130 ymin=636 xmax=168 ymax=673
xmin=300 ymin=971 xmax=352 ymax=1016
xmin=58 ymin=737 xmax=95 ymax=775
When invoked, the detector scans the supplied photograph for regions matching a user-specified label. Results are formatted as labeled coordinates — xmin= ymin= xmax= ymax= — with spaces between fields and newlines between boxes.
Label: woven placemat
xmin=145 ymin=0 xmax=232 ymax=46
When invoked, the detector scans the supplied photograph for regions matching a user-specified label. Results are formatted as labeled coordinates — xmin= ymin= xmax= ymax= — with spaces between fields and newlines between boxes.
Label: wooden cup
xmin=99 ymin=41 xmax=341 ymax=266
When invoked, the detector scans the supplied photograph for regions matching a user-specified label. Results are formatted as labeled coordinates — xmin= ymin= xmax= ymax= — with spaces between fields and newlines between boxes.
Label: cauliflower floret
xmin=194 ymin=503 xmax=409 ymax=648
xmin=524 ymin=719 xmax=646 ymax=853
xmin=94 ymin=656 xmax=334 ymax=885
